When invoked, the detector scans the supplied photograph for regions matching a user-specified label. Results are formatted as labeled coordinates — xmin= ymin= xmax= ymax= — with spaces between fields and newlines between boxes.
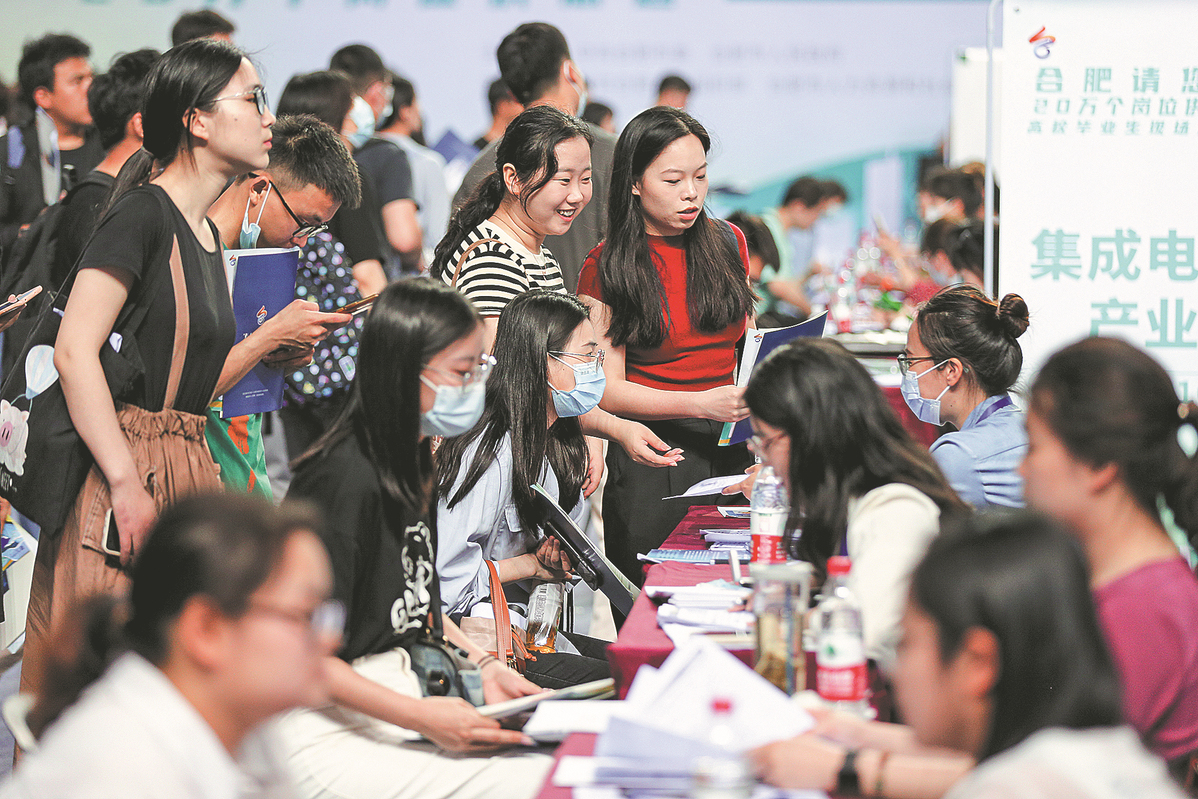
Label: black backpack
xmin=0 ymin=171 xmax=111 ymax=380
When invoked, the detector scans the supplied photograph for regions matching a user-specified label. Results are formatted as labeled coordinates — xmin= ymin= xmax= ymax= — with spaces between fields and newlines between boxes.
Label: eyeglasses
xmin=214 ymin=85 xmax=270 ymax=117
xmin=249 ymin=598 xmax=345 ymax=639
xmin=896 ymin=354 xmax=937 ymax=375
xmin=271 ymin=181 xmax=329 ymax=241
xmin=548 ymin=349 xmax=605 ymax=376
xmin=747 ymin=430 xmax=786 ymax=456
xmin=424 ymin=354 xmax=496 ymax=390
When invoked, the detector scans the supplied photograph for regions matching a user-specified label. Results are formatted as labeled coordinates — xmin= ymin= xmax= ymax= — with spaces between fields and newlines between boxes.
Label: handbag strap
xmin=450 ymin=237 xmax=498 ymax=288
xmin=484 ymin=560 xmax=531 ymax=670
xmin=161 ymin=236 xmax=188 ymax=411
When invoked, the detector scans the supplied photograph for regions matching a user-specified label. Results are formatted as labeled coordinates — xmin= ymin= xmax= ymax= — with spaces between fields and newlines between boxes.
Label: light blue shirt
xmin=929 ymin=393 xmax=1027 ymax=508
xmin=435 ymin=433 xmax=587 ymax=618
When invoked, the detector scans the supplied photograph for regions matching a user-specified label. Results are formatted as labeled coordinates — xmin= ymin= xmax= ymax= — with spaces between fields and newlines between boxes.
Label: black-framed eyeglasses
xmin=896 ymin=354 xmax=936 ymax=375
xmin=214 ymin=85 xmax=270 ymax=116
xmin=747 ymin=430 xmax=786 ymax=456
xmin=247 ymin=173 xmax=330 ymax=242
xmin=549 ymin=349 xmax=605 ymax=376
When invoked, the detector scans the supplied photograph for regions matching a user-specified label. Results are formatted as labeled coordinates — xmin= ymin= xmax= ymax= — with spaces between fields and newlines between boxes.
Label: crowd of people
xmin=0 ymin=8 xmax=1195 ymax=799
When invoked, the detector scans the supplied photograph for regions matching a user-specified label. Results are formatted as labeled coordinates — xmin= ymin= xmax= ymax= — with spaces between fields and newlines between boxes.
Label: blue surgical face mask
xmin=346 ymin=96 xmax=376 ymax=150
xmin=549 ymin=356 xmax=605 ymax=418
xmin=901 ymin=360 xmax=950 ymax=426
xmin=419 ymin=376 xmax=485 ymax=437
xmin=239 ymin=182 xmax=271 ymax=249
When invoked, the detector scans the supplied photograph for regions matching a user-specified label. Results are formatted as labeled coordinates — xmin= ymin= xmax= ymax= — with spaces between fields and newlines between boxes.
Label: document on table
xmin=662 ymin=473 xmax=745 ymax=500
xmin=718 ymin=506 xmax=751 ymax=518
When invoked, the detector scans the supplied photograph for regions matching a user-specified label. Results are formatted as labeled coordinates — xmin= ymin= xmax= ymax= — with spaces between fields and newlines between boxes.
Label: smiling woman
xmin=430 ymin=105 xmax=593 ymax=350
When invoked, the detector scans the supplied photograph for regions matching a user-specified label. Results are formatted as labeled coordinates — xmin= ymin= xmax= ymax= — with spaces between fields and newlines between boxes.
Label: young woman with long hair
xmin=283 ymin=278 xmax=551 ymax=799
xmin=436 ymin=290 xmax=611 ymax=688
xmin=5 ymin=494 xmax=339 ymax=797
xmin=744 ymin=338 xmax=965 ymax=673
xmin=431 ymin=104 xmax=591 ymax=350
xmin=1021 ymin=336 xmax=1198 ymax=766
xmin=903 ymin=285 xmax=1030 ymax=508
xmin=23 ymin=38 xmax=274 ymax=699
xmin=755 ymin=512 xmax=1186 ymax=799
xmin=577 ymin=106 xmax=756 ymax=585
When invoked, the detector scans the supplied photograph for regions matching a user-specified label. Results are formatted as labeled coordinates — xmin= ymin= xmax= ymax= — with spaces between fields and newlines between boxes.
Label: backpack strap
xmin=450 ymin=237 xmax=498 ymax=288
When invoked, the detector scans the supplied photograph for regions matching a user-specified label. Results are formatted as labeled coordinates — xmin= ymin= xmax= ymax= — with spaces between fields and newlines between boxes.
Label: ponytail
xmin=27 ymin=595 xmax=127 ymax=741
xmin=430 ymin=170 xmax=506 ymax=280
xmin=1168 ymin=401 xmax=1198 ymax=542
xmin=100 ymin=147 xmax=157 ymax=218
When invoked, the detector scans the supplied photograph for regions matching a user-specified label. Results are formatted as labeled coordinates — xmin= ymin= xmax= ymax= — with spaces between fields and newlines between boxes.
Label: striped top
xmin=441 ymin=220 xmax=566 ymax=316
xmin=578 ymin=226 xmax=749 ymax=392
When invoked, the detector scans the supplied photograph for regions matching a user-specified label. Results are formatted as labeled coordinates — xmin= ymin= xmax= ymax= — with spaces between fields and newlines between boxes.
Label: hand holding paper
xmin=663 ymin=473 xmax=747 ymax=500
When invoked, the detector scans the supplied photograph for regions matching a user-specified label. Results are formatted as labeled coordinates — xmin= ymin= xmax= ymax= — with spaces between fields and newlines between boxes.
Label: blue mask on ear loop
xmin=549 ymin=356 xmax=606 ymax=418
xmin=239 ymin=182 xmax=271 ymax=249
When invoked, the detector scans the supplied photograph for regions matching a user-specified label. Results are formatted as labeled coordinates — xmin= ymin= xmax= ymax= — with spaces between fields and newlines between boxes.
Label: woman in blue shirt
xmin=901 ymin=285 xmax=1030 ymax=507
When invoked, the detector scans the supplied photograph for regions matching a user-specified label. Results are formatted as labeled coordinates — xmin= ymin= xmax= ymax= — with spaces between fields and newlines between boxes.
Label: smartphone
xmin=100 ymin=509 xmax=121 ymax=557
xmin=341 ymin=293 xmax=378 ymax=317
xmin=0 ymin=286 xmax=42 ymax=317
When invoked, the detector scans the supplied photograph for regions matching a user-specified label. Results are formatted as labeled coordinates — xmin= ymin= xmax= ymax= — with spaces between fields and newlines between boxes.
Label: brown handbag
xmin=449 ymin=237 xmax=498 ymax=287
xmin=458 ymin=560 xmax=533 ymax=673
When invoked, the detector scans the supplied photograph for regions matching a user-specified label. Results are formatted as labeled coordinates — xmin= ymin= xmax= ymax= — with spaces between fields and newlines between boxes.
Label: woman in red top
xmin=577 ymin=107 xmax=755 ymax=586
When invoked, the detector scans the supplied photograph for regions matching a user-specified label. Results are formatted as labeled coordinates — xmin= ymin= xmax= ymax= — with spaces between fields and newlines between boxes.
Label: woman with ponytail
xmin=902 ymin=285 xmax=1031 ymax=507
xmin=1021 ymin=336 xmax=1198 ymax=767
xmin=23 ymin=39 xmax=275 ymax=700
xmin=5 ymin=494 xmax=338 ymax=797
xmin=431 ymin=104 xmax=592 ymax=351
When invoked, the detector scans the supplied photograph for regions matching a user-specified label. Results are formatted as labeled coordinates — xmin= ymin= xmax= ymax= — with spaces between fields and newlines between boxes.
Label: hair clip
xmin=1179 ymin=403 xmax=1198 ymax=458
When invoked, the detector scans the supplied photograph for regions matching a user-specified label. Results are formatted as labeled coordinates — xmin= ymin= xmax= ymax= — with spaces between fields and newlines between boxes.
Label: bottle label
xmin=750 ymin=510 xmax=786 ymax=563
xmin=816 ymin=630 xmax=868 ymax=701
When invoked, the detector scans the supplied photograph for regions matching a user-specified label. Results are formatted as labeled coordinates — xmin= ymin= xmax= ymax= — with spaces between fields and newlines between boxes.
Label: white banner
xmin=1000 ymin=0 xmax=1198 ymax=399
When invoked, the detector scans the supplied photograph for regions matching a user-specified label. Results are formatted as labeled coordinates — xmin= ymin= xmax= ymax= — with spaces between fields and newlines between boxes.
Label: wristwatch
xmin=836 ymin=749 xmax=863 ymax=797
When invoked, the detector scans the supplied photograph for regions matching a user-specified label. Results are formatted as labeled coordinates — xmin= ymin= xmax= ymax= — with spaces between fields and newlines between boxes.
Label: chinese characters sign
xmin=1001 ymin=0 xmax=1198 ymax=399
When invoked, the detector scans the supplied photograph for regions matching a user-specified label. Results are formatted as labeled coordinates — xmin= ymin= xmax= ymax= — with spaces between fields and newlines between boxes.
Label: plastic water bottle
xmin=815 ymin=556 xmax=871 ymax=716
xmin=749 ymin=466 xmax=788 ymax=564
xmin=690 ymin=698 xmax=752 ymax=799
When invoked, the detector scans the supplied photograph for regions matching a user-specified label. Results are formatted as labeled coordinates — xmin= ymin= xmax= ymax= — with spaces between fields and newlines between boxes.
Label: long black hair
xmin=294 ymin=277 xmax=481 ymax=514
xmin=28 ymin=494 xmax=321 ymax=739
xmin=436 ymin=290 xmax=589 ymax=533
xmin=911 ymin=510 xmax=1123 ymax=760
xmin=744 ymin=338 xmax=965 ymax=572
xmin=595 ymin=106 xmax=753 ymax=349
xmin=108 ymin=38 xmax=245 ymax=208
xmin=1030 ymin=336 xmax=1198 ymax=542
xmin=430 ymin=105 xmax=592 ymax=281
xmin=915 ymin=285 xmax=1029 ymax=398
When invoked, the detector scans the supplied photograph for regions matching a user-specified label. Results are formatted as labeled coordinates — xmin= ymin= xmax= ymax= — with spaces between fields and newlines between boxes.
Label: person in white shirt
xmin=3 ymin=494 xmax=341 ymax=799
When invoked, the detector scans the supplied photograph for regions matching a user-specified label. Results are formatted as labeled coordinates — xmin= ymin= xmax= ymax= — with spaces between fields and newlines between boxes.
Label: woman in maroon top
xmin=577 ymin=107 xmax=755 ymax=587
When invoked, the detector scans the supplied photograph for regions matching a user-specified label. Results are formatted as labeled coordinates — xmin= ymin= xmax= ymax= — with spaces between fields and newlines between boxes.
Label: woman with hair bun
xmin=1022 ymin=336 xmax=1198 ymax=766
xmin=901 ymin=285 xmax=1030 ymax=507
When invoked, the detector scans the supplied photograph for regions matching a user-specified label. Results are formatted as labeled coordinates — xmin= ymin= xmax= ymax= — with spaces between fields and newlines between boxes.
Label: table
xmin=533 ymin=733 xmax=598 ymax=799
xmin=607 ymin=506 xmax=752 ymax=699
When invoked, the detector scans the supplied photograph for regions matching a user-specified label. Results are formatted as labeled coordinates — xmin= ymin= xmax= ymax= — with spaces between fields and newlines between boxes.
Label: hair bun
xmin=996 ymin=293 xmax=1030 ymax=339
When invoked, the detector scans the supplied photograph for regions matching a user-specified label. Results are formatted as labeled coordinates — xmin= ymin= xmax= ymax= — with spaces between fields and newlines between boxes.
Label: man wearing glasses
xmin=205 ymin=114 xmax=363 ymax=497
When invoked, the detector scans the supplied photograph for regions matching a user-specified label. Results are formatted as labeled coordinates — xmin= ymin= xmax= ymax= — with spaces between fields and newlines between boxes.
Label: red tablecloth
xmin=608 ymin=506 xmax=753 ymax=699
xmin=533 ymin=733 xmax=598 ymax=799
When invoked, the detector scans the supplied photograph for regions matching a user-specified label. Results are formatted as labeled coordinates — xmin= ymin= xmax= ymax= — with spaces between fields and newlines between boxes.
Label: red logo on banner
xmin=1029 ymin=27 xmax=1056 ymax=59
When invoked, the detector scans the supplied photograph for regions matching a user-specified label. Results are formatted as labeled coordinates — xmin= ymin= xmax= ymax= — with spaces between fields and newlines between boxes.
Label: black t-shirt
xmin=287 ymin=427 xmax=438 ymax=662
xmin=53 ymin=170 xmax=114 ymax=288
xmin=327 ymin=177 xmax=386 ymax=266
xmin=76 ymin=184 xmax=235 ymax=415
xmin=58 ymin=138 xmax=103 ymax=191
xmin=353 ymin=137 xmax=414 ymax=206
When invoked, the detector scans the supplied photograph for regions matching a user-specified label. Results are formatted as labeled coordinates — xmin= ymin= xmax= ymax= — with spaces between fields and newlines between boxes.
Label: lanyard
xmin=973 ymin=395 xmax=1014 ymax=426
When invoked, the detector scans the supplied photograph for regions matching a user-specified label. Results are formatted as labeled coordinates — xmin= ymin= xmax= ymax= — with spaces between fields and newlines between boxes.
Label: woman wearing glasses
xmin=901 ymin=286 xmax=1030 ymax=508
xmin=284 ymin=278 xmax=552 ymax=799
xmin=436 ymin=290 xmax=612 ymax=688
xmin=6 ymin=494 xmax=340 ymax=797
xmin=22 ymin=39 xmax=275 ymax=699
xmin=746 ymin=338 xmax=965 ymax=675
xmin=577 ymin=107 xmax=755 ymax=585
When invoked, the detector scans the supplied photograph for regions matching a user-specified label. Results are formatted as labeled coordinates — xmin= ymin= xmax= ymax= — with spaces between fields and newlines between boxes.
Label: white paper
xmin=656 ymin=605 xmax=754 ymax=632
xmin=524 ymin=700 xmax=624 ymax=740
xmin=663 ymin=474 xmax=745 ymax=500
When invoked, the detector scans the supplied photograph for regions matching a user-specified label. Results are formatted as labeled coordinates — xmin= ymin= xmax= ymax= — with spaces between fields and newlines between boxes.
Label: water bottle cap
xmin=712 ymin=697 xmax=732 ymax=714
xmin=827 ymin=556 xmax=852 ymax=576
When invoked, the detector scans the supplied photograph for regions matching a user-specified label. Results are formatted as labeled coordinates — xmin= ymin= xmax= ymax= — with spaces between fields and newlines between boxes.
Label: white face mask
xmin=563 ymin=62 xmax=588 ymax=119
xmin=922 ymin=199 xmax=952 ymax=225
xmin=345 ymin=96 xmax=376 ymax=149
xmin=901 ymin=360 xmax=950 ymax=426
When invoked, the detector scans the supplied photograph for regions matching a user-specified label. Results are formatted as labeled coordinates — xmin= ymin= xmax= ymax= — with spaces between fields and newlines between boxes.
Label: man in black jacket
xmin=1 ymin=33 xmax=102 ymax=260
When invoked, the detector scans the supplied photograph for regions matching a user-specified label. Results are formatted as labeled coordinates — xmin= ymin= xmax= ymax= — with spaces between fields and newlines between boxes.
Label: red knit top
xmin=578 ymin=227 xmax=749 ymax=392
